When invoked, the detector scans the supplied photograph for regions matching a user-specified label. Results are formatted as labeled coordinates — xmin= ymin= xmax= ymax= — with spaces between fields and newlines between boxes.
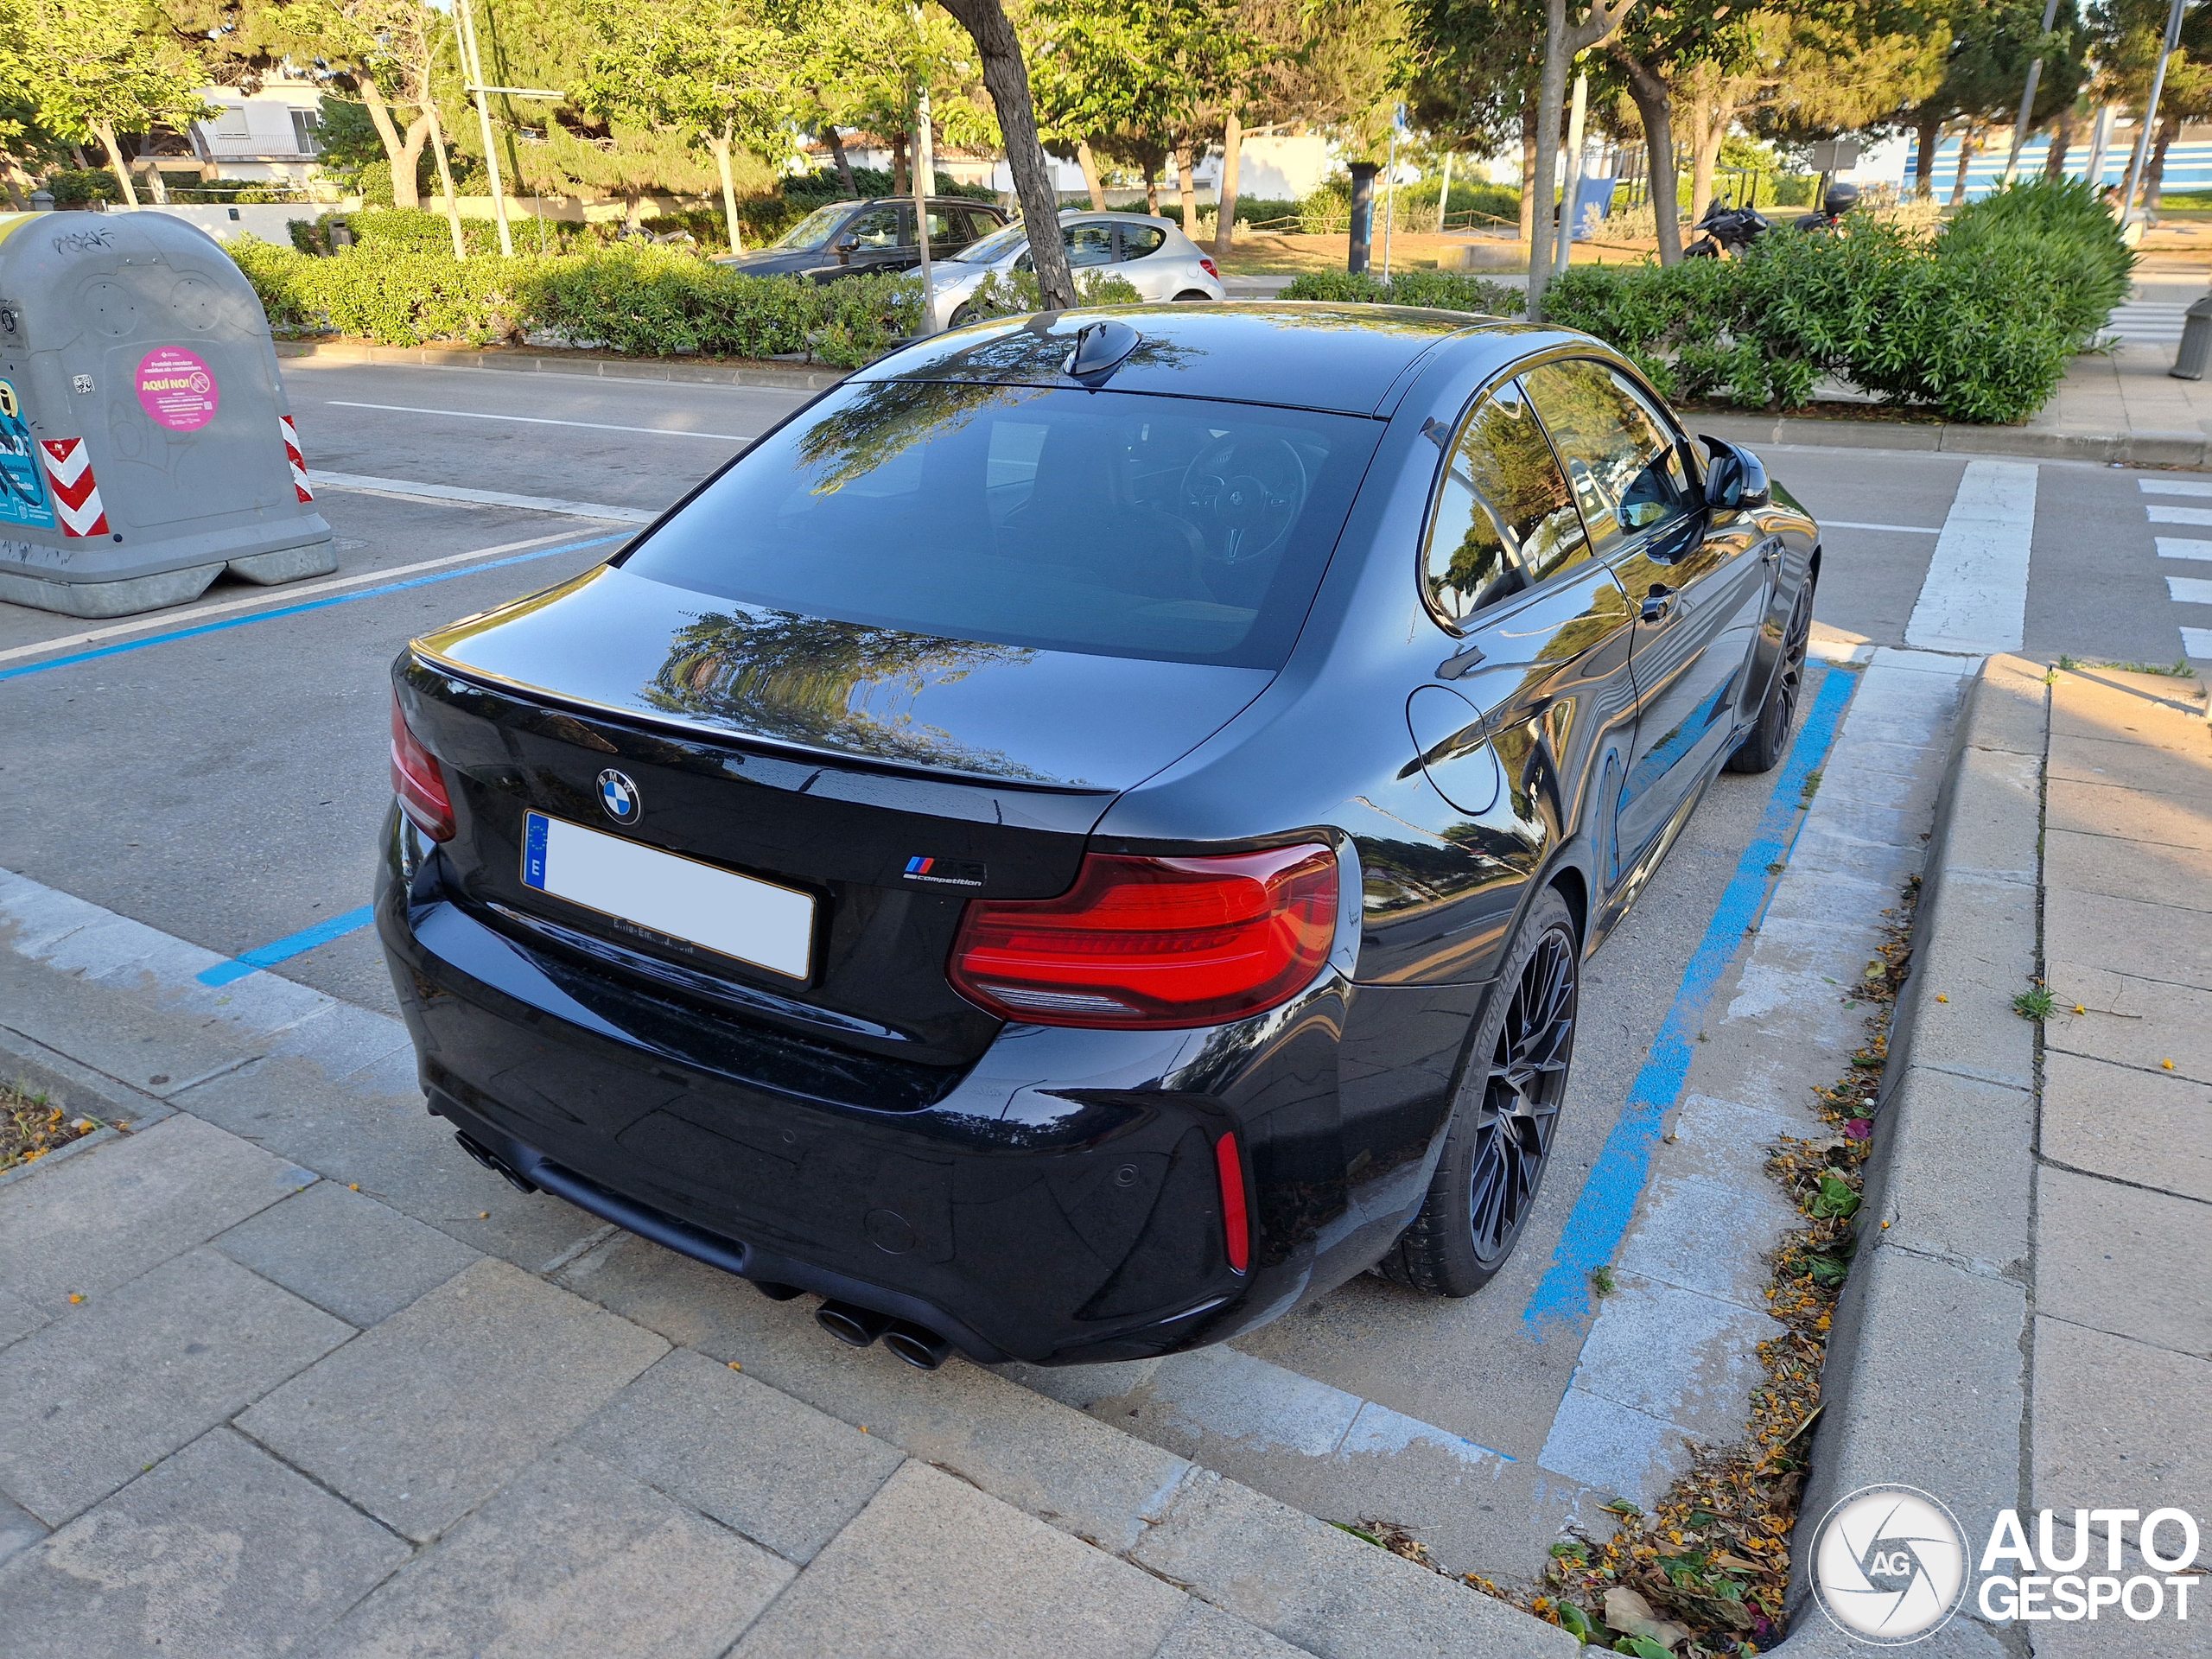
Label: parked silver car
xmin=927 ymin=211 xmax=1227 ymax=328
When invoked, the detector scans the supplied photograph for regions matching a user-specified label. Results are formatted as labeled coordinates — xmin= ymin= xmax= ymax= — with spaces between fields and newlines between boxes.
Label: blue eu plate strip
xmin=1521 ymin=663 xmax=1857 ymax=1342
xmin=196 ymin=904 xmax=378 ymax=988
xmin=523 ymin=810 xmax=550 ymax=890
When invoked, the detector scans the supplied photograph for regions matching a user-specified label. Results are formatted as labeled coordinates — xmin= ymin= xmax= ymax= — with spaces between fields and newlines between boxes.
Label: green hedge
xmin=1540 ymin=178 xmax=2127 ymax=424
xmin=228 ymin=237 xmax=923 ymax=366
xmin=1277 ymin=268 xmax=1525 ymax=315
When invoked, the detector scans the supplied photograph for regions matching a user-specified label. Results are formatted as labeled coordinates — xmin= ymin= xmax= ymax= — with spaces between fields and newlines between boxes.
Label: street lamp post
xmin=912 ymin=5 xmax=936 ymax=334
xmin=2120 ymin=0 xmax=2189 ymax=224
xmin=1555 ymin=69 xmax=1588 ymax=278
xmin=2002 ymin=0 xmax=2065 ymax=187
xmin=456 ymin=0 xmax=513 ymax=257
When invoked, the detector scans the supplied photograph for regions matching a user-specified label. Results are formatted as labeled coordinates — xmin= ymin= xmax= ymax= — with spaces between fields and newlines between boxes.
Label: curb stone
xmin=1694 ymin=410 xmax=2210 ymax=470
xmin=273 ymin=338 xmax=848 ymax=392
xmin=1774 ymin=653 xmax=2050 ymax=1654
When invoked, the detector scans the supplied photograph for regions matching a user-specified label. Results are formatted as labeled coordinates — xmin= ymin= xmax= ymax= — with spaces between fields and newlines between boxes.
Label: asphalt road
xmin=1 ymin=354 xmax=2203 ymax=1572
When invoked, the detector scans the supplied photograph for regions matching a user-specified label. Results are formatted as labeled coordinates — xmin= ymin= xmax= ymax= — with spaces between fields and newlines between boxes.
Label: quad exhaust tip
xmin=814 ymin=1301 xmax=953 ymax=1370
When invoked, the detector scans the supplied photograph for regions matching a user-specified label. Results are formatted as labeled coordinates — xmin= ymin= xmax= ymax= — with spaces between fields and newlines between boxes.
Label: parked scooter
xmin=1684 ymin=196 xmax=1770 ymax=258
xmin=1794 ymin=181 xmax=1862 ymax=233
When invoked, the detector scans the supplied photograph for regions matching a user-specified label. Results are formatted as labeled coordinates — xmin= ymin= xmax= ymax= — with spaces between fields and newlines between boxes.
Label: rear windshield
xmin=620 ymin=381 xmax=1382 ymax=669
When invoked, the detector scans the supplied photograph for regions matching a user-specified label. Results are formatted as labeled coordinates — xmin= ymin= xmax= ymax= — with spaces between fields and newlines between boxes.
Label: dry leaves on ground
xmin=0 ymin=1080 xmax=100 ymax=1173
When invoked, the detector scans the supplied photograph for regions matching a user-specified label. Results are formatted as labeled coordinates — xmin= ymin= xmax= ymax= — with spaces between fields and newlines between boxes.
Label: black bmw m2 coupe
xmin=378 ymin=303 xmax=1819 ymax=1370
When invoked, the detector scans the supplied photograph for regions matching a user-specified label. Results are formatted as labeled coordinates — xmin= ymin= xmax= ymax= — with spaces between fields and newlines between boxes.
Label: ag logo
xmin=1811 ymin=1484 xmax=1968 ymax=1644
xmin=0 ymin=381 xmax=15 ymax=417
xmin=596 ymin=768 xmax=641 ymax=824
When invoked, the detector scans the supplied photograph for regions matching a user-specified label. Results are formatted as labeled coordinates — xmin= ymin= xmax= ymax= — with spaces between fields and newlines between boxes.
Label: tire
xmin=1379 ymin=887 xmax=1580 ymax=1297
xmin=1173 ymin=289 xmax=1212 ymax=302
xmin=1725 ymin=575 xmax=1814 ymax=774
xmin=949 ymin=302 xmax=978 ymax=327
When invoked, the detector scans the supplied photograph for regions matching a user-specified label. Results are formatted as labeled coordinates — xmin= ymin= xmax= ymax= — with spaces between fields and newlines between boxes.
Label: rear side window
xmin=1119 ymin=225 xmax=1167 ymax=260
xmin=1522 ymin=359 xmax=1693 ymax=549
xmin=845 ymin=206 xmax=900 ymax=249
xmin=1066 ymin=222 xmax=1115 ymax=267
xmin=620 ymin=383 xmax=1382 ymax=669
xmin=1422 ymin=377 xmax=1588 ymax=626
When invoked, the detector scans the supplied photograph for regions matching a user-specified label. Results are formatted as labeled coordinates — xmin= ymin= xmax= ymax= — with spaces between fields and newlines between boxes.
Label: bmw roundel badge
xmin=597 ymin=768 xmax=641 ymax=824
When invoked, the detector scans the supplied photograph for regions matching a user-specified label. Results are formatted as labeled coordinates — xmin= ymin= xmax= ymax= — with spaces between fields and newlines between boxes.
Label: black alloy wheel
xmin=1725 ymin=576 xmax=1814 ymax=774
xmin=1381 ymin=887 xmax=1580 ymax=1297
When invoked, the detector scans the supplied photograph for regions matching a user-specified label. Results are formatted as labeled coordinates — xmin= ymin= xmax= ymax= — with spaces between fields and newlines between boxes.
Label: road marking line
xmin=315 ymin=471 xmax=658 ymax=524
xmin=1904 ymin=459 xmax=2038 ymax=654
xmin=2184 ymin=626 xmax=2212 ymax=655
xmin=2155 ymin=537 xmax=2212 ymax=562
xmin=1821 ymin=520 xmax=1941 ymax=534
xmin=2138 ymin=478 xmax=2212 ymax=497
xmin=0 ymin=534 xmax=623 ymax=682
xmin=0 ymin=529 xmax=589 ymax=666
xmin=2147 ymin=505 xmax=2212 ymax=525
xmin=199 ymin=906 xmax=377 ymax=988
xmin=1522 ymin=664 xmax=1858 ymax=1341
xmin=2169 ymin=575 xmax=2212 ymax=604
xmin=326 ymin=400 xmax=755 ymax=442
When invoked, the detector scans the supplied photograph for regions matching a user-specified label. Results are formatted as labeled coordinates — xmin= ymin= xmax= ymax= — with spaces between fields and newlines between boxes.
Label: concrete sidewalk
xmin=0 ymin=873 xmax=1567 ymax=1659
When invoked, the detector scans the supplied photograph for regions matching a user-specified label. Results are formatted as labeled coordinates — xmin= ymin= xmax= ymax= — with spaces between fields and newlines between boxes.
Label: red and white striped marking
xmin=39 ymin=439 xmax=109 ymax=537
xmin=279 ymin=414 xmax=312 ymax=502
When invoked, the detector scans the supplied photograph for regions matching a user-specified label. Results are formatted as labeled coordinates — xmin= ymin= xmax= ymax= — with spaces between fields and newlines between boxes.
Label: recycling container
xmin=0 ymin=208 xmax=334 ymax=617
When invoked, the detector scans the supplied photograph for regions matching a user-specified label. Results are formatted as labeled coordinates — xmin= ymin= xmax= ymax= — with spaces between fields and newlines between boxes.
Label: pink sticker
xmin=136 ymin=346 xmax=219 ymax=432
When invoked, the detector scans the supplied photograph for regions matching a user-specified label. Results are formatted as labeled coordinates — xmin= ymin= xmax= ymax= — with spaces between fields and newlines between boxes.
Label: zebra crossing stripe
xmin=279 ymin=414 xmax=312 ymax=503
xmin=38 ymin=439 xmax=108 ymax=537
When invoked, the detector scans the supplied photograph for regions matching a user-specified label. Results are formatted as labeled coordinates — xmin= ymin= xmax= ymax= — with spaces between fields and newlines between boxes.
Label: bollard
xmin=2171 ymin=294 xmax=2212 ymax=380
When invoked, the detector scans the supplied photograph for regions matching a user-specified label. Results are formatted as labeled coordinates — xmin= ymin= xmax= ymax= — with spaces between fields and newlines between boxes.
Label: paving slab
xmin=2045 ymin=827 xmax=2212 ymax=915
xmin=175 ymin=1054 xmax=608 ymax=1272
xmin=1870 ymin=1065 xmax=2035 ymax=1278
xmin=0 ymin=1248 xmax=352 ymax=1525
xmin=1151 ymin=1600 xmax=1318 ymax=1659
xmin=2045 ymin=731 xmax=2212 ymax=802
xmin=2038 ymin=1049 xmax=2212 ymax=1203
xmin=0 ymin=1490 xmax=44 ymax=1567
xmin=0 ymin=1427 xmax=407 ymax=1659
xmin=2043 ymin=963 xmax=2212 ymax=1083
xmin=2044 ymin=778 xmax=2212 ymax=851
xmin=729 ymin=1460 xmax=1186 ymax=1659
xmin=306 ymin=1446 xmax=790 ymax=1659
xmin=574 ymin=1348 xmax=904 ymax=1564
xmin=213 ymin=1179 xmax=481 ymax=1328
xmin=237 ymin=1255 xmax=665 ymax=1541
xmin=2031 ymin=1316 xmax=2212 ymax=1520
xmin=2035 ymin=1166 xmax=2212 ymax=1360
xmin=562 ymin=1231 xmax=1197 ymax=1557
xmin=0 ymin=948 xmax=264 ymax=1097
xmin=1130 ymin=1470 xmax=1578 ymax=1659
xmin=2044 ymin=885 xmax=2212 ymax=995
xmin=0 ymin=1281 xmax=51 ymax=1348
xmin=0 ymin=1111 xmax=315 ymax=1315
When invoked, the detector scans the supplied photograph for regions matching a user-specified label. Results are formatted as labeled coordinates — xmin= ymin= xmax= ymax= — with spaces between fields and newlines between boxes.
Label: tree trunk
xmin=1075 ymin=139 xmax=1106 ymax=209
xmin=2044 ymin=105 xmax=2075 ymax=180
xmin=1686 ymin=88 xmax=1732 ymax=232
xmin=0 ymin=156 xmax=29 ymax=211
xmin=92 ymin=120 xmax=140 ymax=207
xmin=823 ymin=123 xmax=855 ymax=194
xmin=892 ymin=134 xmax=908 ymax=196
xmin=143 ymin=162 xmax=169 ymax=204
xmin=941 ymin=0 xmax=1076 ymax=308
xmin=1913 ymin=109 xmax=1942 ymax=199
xmin=1948 ymin=122 xmax=1977 ymax=207
xmin=1213 ymin=114 xmax=1240 ymax=257
xmin=389 ymin=111 xmax=430 ymax=212
xmin=423 ymin=99 xmax=467 ymax=258
xmin=1519 ymin=100 xmax=1536 ymax=242
xmin=709 ymin=129 xmax=743 ymax=253
xmin=1615 ymin=52 xmax=1681 ymax=265
xmin=1528 ymin=0 xmax=1568 ymax=317
xmin=1145 ymin=170 xmax=1160 ymax=214
xmin=358 ymin=76 xmax=418 ymax=207
xmin=1177 ymin=145 xmax=1198 ymax=232
xmin=2145 ymin=112 xmax=2179 ymax=214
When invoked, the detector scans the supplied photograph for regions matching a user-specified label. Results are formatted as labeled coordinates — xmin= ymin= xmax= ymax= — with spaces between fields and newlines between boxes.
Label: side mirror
xmin=1699 ymin=435 xmax=1770 ymax=512
xmin=833 ymin=235 xmax=856 ymax=264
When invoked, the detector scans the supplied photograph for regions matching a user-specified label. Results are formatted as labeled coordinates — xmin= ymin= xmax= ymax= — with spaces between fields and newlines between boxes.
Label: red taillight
xmin=1215 ymin=1131 xmax=1250 ymax=1274
xmin=948 ymin=844 xmax=1336 ymax=1028
xmin=390 ymin=694 xmax=455 ymax=842
xmin=1200 ymin=257 xmax=1219 ymax=278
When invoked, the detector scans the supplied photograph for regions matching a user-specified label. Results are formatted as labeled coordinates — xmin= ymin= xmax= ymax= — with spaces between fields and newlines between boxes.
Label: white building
xmin=181 ymin=83 xmax=326 ymax=184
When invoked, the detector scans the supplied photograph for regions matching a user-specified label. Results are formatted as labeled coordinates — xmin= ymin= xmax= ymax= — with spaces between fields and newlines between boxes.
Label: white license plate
xmin=520 ymin=810 xmax=815 ymax=980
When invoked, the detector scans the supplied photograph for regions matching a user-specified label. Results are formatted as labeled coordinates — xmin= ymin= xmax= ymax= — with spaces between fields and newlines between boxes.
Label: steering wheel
xmin=1179 ymin=436 xmax=1308 ymax=564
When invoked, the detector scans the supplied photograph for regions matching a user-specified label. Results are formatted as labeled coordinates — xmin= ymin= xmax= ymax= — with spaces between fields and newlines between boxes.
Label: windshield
xmin=948 ymin=220 xmax=1027 ymax=264
xmin=772 ymin=203 xmax=854 ymax=251
xmin=619 ymin=381 xmax=1382 ymax=669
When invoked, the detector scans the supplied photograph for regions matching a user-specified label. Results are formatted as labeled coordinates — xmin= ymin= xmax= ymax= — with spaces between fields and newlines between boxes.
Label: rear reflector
xmin=948 ymin=844 xmax=1336 ymax=1028
xmin=391 ymin=694 xmax=455 ymax=842
xmin=1215 ymin=1131 xmax=1250 ymax=1274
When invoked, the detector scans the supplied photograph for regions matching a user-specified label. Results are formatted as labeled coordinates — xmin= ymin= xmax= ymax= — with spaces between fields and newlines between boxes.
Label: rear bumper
xmin=375 ymin=812 xmax=1407 ymax=1365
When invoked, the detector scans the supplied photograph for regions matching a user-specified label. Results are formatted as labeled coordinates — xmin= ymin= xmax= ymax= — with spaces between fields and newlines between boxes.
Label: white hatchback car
xmin=926 ymin=211 xmax=1227 ymax=328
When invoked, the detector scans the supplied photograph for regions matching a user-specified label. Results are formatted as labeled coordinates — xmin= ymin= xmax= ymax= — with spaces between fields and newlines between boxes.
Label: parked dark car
xmin=713 ymin=196 xmax=1010 ymax=283
xmin=378 ymin=303 xmax=1820 ymax=1372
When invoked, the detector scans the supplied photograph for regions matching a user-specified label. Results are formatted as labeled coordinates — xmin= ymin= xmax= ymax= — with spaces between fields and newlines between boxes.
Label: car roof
xmin=859 ymin=302 xmax=1505 ymax=417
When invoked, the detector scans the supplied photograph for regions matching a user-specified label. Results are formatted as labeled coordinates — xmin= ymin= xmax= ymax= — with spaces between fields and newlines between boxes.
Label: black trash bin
xmin=2172 ymin=293 xmax=2212 ymax=381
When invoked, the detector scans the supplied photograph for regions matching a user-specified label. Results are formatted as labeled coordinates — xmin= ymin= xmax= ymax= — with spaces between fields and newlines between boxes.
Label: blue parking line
xmin=0 ymin=535 xmax=623 ymax=683
xmin=197 ymin=905 xmax=378 ymax=988
xmin=1522 ymin=663 xmax=1858 ymax=1342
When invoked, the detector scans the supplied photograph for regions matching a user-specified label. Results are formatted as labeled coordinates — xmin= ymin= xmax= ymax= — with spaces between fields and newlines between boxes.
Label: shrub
xmin=1279 ymin=268 xmax=1524 ymax=316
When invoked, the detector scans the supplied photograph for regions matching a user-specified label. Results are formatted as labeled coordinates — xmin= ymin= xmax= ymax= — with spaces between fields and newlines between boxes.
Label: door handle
xmin=1760 ymin=542 xmax=1782 ymax=565
xmin=1642 ymin=584 xmax=1675 ymax=622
